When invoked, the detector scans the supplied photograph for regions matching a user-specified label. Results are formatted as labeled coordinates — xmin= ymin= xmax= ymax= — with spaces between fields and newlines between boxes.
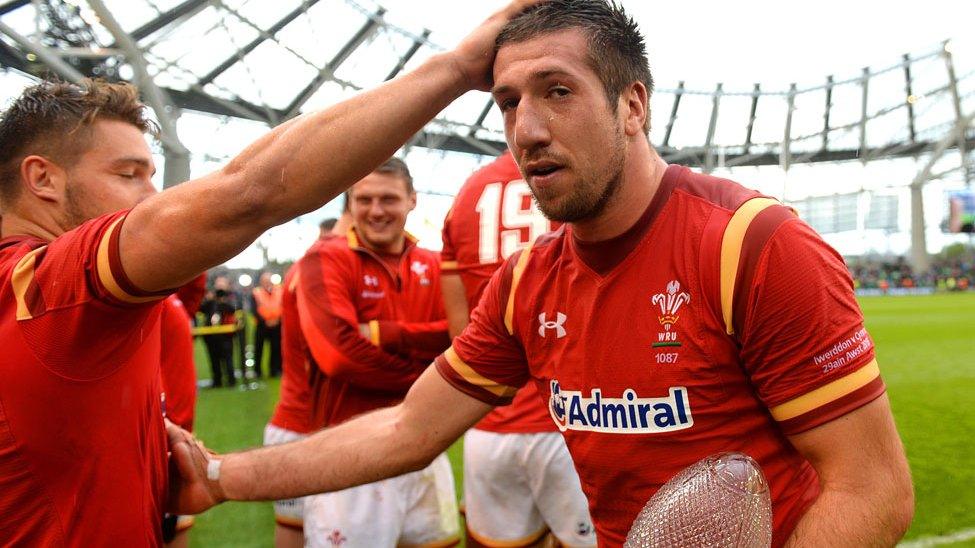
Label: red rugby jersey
xmin=268 ymin=263 xmax=314 ymax=434
xmin=160 ymin=294 xmax=197 ymax=432
xmin=435 ymin=165 xmax=883 ymax=546
xmin=0 ymin=212 xmax=169 ymax=546
xmin=297 ymin=229 xmax=449 ymax=428
xmin=441 ymin=151 xmax=558 ymax=433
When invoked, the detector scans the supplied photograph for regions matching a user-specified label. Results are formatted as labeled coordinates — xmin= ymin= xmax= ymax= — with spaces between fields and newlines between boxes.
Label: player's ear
xmin=407 ymin=191 xmax=417 ymax=212
xmin=20 ymin=155 xmax=67 ymax=204
xmin=621 ymin=81 xmax=649 ymax=138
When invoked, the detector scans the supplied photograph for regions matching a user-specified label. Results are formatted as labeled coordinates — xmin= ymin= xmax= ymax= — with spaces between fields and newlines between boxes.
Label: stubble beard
xmin=63 ymin=181 xmax=95 ymax=230
xmin=531 ymin=129 xmax=626 ymax=224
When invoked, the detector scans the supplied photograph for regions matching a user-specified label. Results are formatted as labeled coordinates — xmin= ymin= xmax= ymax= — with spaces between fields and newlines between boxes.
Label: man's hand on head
xmin=165 ymin=420 xmax=226 ymax=515
xmin=448 ymin=0 xmax=544 ymax=91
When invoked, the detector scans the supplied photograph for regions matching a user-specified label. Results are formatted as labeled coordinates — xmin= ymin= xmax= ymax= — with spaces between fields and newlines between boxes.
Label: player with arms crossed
xmin=441 ymin=151 xmax=594 ymax=547
xmin=0 ymin=0 xmax=537 ymax=543
xmin=296 ymin=158 xmax=456 ymax=547
xmin=169 ymin=1 xmax=914 ymax=546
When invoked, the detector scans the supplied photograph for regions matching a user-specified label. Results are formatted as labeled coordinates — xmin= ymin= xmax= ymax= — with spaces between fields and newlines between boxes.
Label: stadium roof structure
xmin=1 ymin=0 xmax=973 ymax=176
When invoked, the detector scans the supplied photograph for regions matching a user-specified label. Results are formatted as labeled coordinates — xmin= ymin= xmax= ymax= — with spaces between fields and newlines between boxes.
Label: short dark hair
xmin=320 ymin=217 xmax=338 ymax=232
xmin=0 ymin=78 xmax=156 ymax=208
xmin=496 ymin=0 xmax=653 ymax=132
xmin=374 ymin=157 xmax=414 ymax=194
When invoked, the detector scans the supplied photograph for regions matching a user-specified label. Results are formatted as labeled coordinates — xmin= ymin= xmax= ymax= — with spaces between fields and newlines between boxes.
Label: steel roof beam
xmin=198 ymin=0 xmax=323 ymax=87
xmin=0 ymin=0 xmax=29 ymax=17
xmin=283 ymin=7 xmax=385 ymax=120
xmin=87 ymin=0 xmax=188 ymax=156
xmin=122 ymin=0 xmax=210 ymax=43
xmin=0 ymin=20 xmax=85 ymax=82
xmin=385 ymin=28 xmax=429 ymax=81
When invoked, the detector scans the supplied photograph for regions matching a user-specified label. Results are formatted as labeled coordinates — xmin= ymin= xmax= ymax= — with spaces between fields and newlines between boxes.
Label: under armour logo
xmin=363 ymin=275 xmax=379 ymax=287
xmin=538 ymin=312 xmax=567 ymax=338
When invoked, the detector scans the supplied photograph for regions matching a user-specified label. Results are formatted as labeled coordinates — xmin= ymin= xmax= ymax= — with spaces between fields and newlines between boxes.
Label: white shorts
xmin=263 ymin=423 xmax=309 ymax=528
xmin=304 ymin=453 xmax=459 ymax=548
xmin=463 ymin=429 xmax=596 ymax=547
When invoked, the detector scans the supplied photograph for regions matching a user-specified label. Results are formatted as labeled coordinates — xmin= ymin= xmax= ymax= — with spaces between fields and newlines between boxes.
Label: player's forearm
xmin=122 ymin=53 xmax=470 ymax=292
xmin=375 ymin=320 xmax=450 ymax=355
xmin=217 ymin=404 xmax=434 ymax=501
xmin=214 ymin=53 xmax=468 ymax=225
xmin=784 ymin=480 xmax=913 ymax=547
xmin=217 ymin=364 xmax=493 ymax=501
xmin=310 ymin=322 xmax=423 ymax=391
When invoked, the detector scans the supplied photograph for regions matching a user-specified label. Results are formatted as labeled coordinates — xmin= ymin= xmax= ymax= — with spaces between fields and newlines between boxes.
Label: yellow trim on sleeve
xmin=719 ymin=197 xmax=780 ymax=335
xmin=95 ymin=216 xmax=159 ymax=304
xmin=11 ymin=246 xmax=45 ymax=320
xmin=770 ymin=359 xmax=881 ymax=421
xmin=444 ymin=347 xmax=518 ymax=398
xmin=440 ymin=260 xmax=459 ymax=271
xmin=503 ymin=242 xmax=534 ymax=335
xmin=368 ymin=319 xmax=381 ymax=346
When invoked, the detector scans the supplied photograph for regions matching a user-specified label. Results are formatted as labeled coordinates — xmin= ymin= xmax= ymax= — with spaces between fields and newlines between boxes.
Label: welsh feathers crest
xmin=651 ymin=280 xmax=691 ymax=331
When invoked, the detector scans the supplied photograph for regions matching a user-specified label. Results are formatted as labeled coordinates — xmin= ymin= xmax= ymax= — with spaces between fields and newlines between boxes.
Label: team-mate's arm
xmin=734 ymin=215 xmax=914 ymax=545
xmin=440 ymin=274 xmax=471 ymax=338
xmin=168 ymin=366 xmax=493 ymax=513
xmin=297 ymin=250 xmax=426 ymax=392
xmin=783 ymin=395 xmax=913 ymax=547
xmin=364 ymin=319 xmax=451 ymax=359
xmin=119 ymin=0 xmax=538 ymax=294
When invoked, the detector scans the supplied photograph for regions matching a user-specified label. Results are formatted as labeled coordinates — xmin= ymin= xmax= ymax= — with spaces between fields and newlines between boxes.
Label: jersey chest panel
xmin=515 ymin=209 xmax=767 ymax=446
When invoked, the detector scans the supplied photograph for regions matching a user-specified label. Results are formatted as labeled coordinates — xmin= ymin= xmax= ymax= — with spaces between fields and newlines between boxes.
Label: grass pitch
xmin=188 ymin=293 xmax=975 ymax=546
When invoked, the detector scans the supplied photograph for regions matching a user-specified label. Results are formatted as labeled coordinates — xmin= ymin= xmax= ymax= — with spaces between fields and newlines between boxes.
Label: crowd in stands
xmin=847 ymin=245 xmax=974 ymax=292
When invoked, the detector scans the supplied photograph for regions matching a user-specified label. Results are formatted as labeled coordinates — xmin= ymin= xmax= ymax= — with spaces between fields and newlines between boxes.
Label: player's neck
xmin=0 ymin=209 xmax=65 ymax=242
xmin=571 ymin=145 xmax=667 ymax=243
xmin=359 ymin=233 xmax=407 ymax=257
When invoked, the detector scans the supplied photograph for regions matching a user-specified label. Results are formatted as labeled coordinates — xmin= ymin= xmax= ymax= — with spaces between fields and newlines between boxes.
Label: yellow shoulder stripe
xmin=770 ymin=359 xmax=880 ymax=421
xmin=95 ymin=216 xmax=159 ymax=304
xmin=503 ymin=242 xmax=534 ymax=335
xmin=368 ymin=319 xmax=381 ymax=346
xmin=719 ymin=197 xmax=780 ymax=335
xmin=12 ymin=246 xmax=45 ymax=320
xmin=444 ymin=347 xmax=518 ymax=398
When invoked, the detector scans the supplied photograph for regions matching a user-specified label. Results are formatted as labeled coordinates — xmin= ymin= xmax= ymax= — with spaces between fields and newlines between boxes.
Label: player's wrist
xmin=206 ymin=455 xmax=230 ymax=503
xmin=422 ymin=52 xmax=479 ymax=98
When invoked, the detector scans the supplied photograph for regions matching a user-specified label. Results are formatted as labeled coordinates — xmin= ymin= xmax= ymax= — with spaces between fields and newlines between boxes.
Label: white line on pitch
xmin=899 ymin=528 xmax=975 ymax=547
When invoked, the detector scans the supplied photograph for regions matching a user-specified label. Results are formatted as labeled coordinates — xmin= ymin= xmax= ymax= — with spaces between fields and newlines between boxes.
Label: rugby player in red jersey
xmin=441 ymin=151 xmax=594 ymax=546
xmin=262 ymin=217 xmax=339 ymax=548
xmin=159 ymin=278 xmax=204 ymax=548
xmin=0 ymin=0 xmax=538 ymax=543
xmin=168 ymin=1 xmax=914 ymax=546
xmin=296 ymin=159 xmax=455 ymax=547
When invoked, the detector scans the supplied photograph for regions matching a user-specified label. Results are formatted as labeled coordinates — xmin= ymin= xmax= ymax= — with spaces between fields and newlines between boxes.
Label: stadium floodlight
xmin=238 ymin=274 xmax=253 ymax=287
xmin=270 ymin=273 xmax=282 ymax=285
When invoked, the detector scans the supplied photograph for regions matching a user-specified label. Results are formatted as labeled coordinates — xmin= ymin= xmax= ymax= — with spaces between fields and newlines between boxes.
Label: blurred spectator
xmin=252 ymin=272 xmax=283 ymax=378
xmin=199 ymin=287 xmax=239 ymax=387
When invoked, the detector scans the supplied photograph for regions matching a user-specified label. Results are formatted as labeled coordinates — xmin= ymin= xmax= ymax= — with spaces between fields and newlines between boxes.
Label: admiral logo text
xmin=549 ymin=381 xmax=693 ymax=434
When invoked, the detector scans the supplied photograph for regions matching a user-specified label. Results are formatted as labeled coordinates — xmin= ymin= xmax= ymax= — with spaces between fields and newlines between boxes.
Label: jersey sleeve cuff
xmin=95 ymin=215 xmax=172 ymax=305
xmin=440 ymin=260 xmax=459 ymax=273
xmin=771 ymin=358 xmax=886 ymax=435
xmin=434 ymin=347 xmax=518 ymax=406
